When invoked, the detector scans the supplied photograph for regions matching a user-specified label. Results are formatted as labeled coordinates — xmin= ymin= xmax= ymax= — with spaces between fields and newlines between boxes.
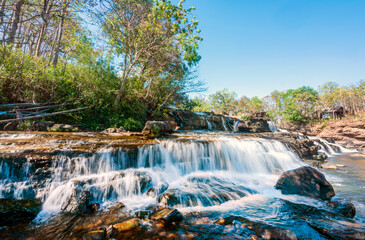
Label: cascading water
xmin=0 ymin=135 xmax=303 ymax=214
xmin=308 ymin=136 xmax=357 ymax=156
xmin=220 ymin=116 xmax=229 ymax=131
xmin=268 ymin=121 xmax=278 ymax=132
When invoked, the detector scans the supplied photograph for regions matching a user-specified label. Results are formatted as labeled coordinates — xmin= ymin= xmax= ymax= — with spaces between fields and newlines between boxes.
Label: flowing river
xmin=0 ymin=130 xmax=364 ymax=239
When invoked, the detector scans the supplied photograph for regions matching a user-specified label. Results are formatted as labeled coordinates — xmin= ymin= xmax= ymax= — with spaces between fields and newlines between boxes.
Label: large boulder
xmin=275 ymin=166 xmax=335 ymax=200
xmin=236 ymin=119 xmax=271 ymax=133
xmin=0 ymin=199 xmax=42 ymax=225
xmin=142 ymin=121 xmax=177 ymax=138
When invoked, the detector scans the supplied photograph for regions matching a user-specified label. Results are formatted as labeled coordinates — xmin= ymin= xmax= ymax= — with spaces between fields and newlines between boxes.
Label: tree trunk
xmin=34 ymin=0 xmax=54 ymax=56
xmin=0 ymin=0 xmax=6 ymax=26
xmin=53 ymin=0 xmax=67 ymax=67
xmin=8 ymin=0 xmax=24 ymax=44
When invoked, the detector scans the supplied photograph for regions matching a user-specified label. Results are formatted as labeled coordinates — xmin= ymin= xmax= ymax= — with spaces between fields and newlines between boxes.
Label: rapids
xmin=0 ymin=134 xmax=303 ymax=213
xmin=0 ymin=131 xmax=364 ymax=239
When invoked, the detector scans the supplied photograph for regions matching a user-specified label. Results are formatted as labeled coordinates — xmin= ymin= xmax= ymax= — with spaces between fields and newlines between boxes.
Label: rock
xmin=275 ymin=166 xmax=335 ymax=200
xmin=88 ymin=202 xmax=100 ymax=212
xmin=215 ymin=215 xmax=297 ymax=240
xmin=102 ymin=127 xmax=126 ymax=133
xmin=236 ymin=119 xmax=271 ymax=133
xmin=48 ymin=123 xmax=77 ymax=132
xmin=142 ymin=121 xmax=177 ymax=137
xmin=306 ymin=217 xmax=365 ymax=240
xmin=157 ymin=192 xmax=180 ymax=207
xmin=32 ymin=121 xmax=54 ymax=131
xmin=135 ymin=210 xmax=152 ymax=219
xmin=0 ymin=199 xmax=42 ymax=225
xmin=150 ymin=208 xmax=183 ymax=224
xmin=82 ymin=230 xmax=106 ymax=240
xmin=326 ymin=201 xmax=356 ymax=218
xmin=313 ymin=154 xmax=327 ymax=161
xmin=322 ymin=163 xmax=337 ymax=170
xmin=146 ymin=183 xmax=169 ymax=198
xmin=113 ymin=218 xmax=140 ymax=232
xmin=61 ymin=190 xmax=91 ymax=213
xmin=3 ymin=121 xmax=18 ymax=131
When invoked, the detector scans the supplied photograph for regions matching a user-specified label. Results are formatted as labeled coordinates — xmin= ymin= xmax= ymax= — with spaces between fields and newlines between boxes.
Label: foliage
xmin=209 ymin=89 xmax=237 ymax=114
xmin=278 ymin=86 xmax=319 ymax=123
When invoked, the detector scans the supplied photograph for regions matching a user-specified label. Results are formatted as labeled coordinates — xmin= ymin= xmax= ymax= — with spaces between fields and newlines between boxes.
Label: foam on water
xmin=0 ymin=134 xmax=304 ymax=216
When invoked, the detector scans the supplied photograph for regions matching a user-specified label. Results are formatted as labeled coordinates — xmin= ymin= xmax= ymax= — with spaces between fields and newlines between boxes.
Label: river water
xmin=0 ymin=131 xmax=364 ymax=239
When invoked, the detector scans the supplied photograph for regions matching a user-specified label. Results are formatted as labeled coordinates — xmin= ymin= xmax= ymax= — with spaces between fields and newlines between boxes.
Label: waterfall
xmin=268 ymin=121 xmax=278 ymax=132
xmin=308 ymin=136 xmax=357 ymax=155
xmin=221 ymin=116 xmax=229 ymax=131
xmin=233 ymin=120 xmax=240 ymax=132
xmin=0 ymin=135 xmax=303 ymax=213
xmin=205 ymin=116 xmax=212 ymax=130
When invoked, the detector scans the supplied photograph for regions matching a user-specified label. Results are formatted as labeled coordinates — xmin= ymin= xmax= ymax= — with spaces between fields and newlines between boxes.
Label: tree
xmin=280 ymin=86 xmax=319 ymax=123
xmin=209 ymin=88 xmax=237 ymax=114
xmin=97 ymin=0 xmax=202 ymax=108
xmin=318 ymin=81 xmax=339 ymax=109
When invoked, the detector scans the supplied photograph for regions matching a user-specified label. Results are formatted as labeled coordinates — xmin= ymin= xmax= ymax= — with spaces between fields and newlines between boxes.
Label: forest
xmin=0 ymin=0 xmax=364 ymax=130
xmin=190 ymin=81 xmax=365 ymax=123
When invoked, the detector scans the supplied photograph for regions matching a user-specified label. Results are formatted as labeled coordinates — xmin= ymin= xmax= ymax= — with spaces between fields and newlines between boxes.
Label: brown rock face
xmin=236 ymin=119 xmax=271 ymax=133
xmin=275 ymin=166 xmax=335 ymax=200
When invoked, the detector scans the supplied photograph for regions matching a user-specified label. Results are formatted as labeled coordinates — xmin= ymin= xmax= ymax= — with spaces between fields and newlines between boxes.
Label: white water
xmin=0 ymin=135 xmax=304 ymax=215
xmin=221 ymin=116 xmax=229 ymax=131
xmin=268 ymin=121 xmax=278 ymax=133
xmin=308 ymin=136 xmax=357 ymax=156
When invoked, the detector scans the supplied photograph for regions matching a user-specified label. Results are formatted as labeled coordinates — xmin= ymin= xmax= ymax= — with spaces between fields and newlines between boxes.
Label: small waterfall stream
xmin=0 ymin=135 xmax=303 ymax=214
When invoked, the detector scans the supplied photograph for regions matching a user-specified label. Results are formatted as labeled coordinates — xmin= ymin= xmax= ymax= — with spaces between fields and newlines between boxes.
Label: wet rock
xmin=326 ymin=201 xmax=356 ymax=218
xmin=150 ymin=208 xmax=183 ymax=224
xmin=112 ymin=218 xmax=140 ymax=232
xmin=313 ymin=154 xmax=327 ymax=161
xmin=322 ymin=163 xmax=337 ymax=170
xmin=135 ymin=172 xmax=152 ymax=192
xmin=135 ymin=210 xmax=152 ymax=219
xmin=146 ymin=183 xmax=169 ymax=198
xmin=306 ymin=217 xmax=365 ymax=240
xmin=88 ymin=202 xmax=100 ymax=213
xmin=216 ymin=215 xmax=297 ymax=240
xmin=61 ymin=190 xmax=91 ymax=213
xmin=275 ymin=166 xmax=335 ymax=200
xmin=157 ymin=192 xmax=180 ymax=207
xmin=0 ymin=199 xmax=42 ymax=225
xmin=82 ymin=230 xmax=106 ymax=240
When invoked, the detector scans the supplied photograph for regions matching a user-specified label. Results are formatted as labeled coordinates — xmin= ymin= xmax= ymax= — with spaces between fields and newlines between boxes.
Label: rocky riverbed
xmin=0 ymin=128 xmax=364 ymax=239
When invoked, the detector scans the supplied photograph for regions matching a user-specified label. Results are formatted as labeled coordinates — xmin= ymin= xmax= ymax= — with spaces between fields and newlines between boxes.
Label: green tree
xmin=98 ymin=0 xmax=202 ymax=108
xmin=280 ymin=86 xmax=319 ymax=123
xmin=209 ymin=89 xmax=237 ymax=114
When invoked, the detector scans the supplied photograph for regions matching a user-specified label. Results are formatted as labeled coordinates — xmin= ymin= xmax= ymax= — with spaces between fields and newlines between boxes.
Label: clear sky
xmin=190 ymin=0 xmax=365 ymax=98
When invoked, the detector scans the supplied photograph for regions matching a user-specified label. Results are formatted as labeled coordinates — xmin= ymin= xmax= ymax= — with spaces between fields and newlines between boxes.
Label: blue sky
xmin=189 ymin=0 xmax=365 ymax=98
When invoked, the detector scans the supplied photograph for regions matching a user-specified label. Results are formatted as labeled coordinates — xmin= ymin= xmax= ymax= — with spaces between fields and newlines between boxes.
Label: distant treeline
xmin=182 ymin=81 xmax=365 ymax=123
xmin=0 ymin=0 xmax=204 ymax=130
